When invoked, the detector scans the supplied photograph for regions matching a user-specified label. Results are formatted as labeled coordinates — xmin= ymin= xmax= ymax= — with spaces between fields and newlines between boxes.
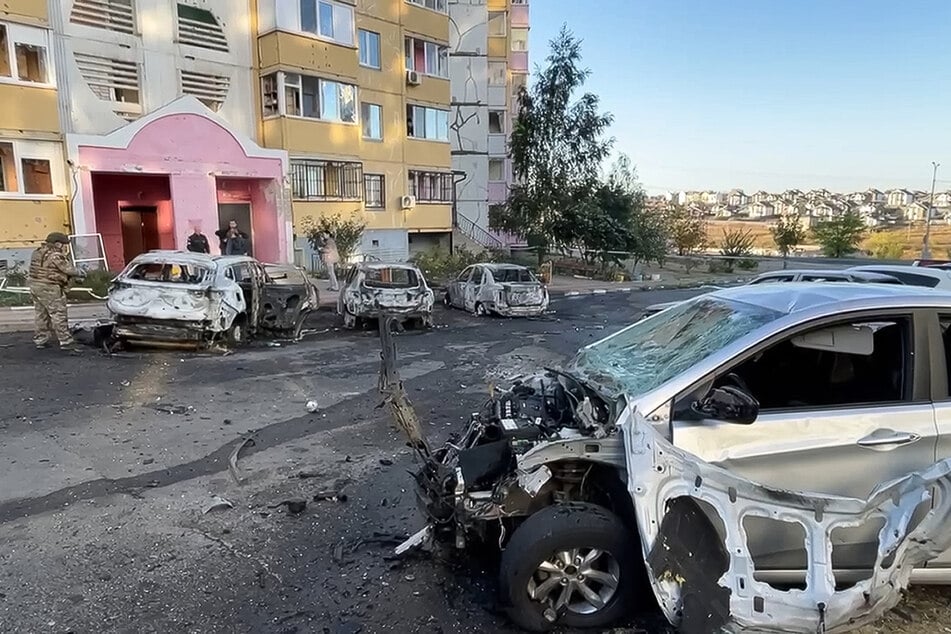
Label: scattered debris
xmin=295 ymin=470 xmax=322 ymax=479
xmin=152 ymin=404 xmax=192 ymax=415
xmin=379 ymin=458 xmax=394 ymax=466
xmin=228 ymin=436 xmax=255 ymax=485
xmin=120 ymin=380 xmax=131 ymax=387
xmin=202 ymin=496 xmax=234 ymax=514
xmin=305 ymin=400 xmax=319 ymax=413
xmin=313 ymin=491 xmax=348 ymax=503
xmin=270 ymin=499 xmax=307 ymax=514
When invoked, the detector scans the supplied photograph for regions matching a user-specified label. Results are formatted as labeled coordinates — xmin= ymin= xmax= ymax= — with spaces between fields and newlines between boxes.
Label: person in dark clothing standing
xmin=186 ymin=225 xmax=210 ymax=253
xmin=216 ymin=220 xmax=250 ymax=256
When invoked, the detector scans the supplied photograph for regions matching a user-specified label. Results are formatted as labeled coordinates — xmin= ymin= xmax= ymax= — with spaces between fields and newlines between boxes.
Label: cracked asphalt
xmin=0 ymin=288 xmax=948 ymax=634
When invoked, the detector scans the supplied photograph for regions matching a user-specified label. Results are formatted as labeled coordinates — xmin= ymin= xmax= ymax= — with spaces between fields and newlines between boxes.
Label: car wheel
xmin=226 ymin=316 xmax=247 ymax=346
xmin=499 ymin=502 xmax=644 ymax=632
xmin=443 ymin=292 xmax=452 ymax=307
xmin=474 ymin=302 xmax=488 ymax=317
xmin=342 ymin=307 xmax=357 ymax=329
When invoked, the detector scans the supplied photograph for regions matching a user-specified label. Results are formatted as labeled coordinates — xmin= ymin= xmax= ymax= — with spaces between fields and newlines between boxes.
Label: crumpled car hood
xmin=620 ymin=406 xmax=951 ymax=634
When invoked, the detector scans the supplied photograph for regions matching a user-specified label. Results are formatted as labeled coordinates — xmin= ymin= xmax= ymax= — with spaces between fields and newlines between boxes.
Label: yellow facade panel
xmin=273 ymin=32 xmax=359 ymax=80
xmin=0 ymin=199 xmax=69 ymax=247
xmin=487 ymin=0 xmax=508 ymax=10
xmin=354 ymin=15 xmax=404 ymax=95
xmin=260 ymin=117 xmax=284 ymax=149
xmin=292 ymin=201 xmax=364 ymax=226
xmin=358 ymin=0 xmax=401 ymax=24
xmin=404 ymin=76 xmax=449 ymax=107
xmin=0 ymin=0 xmax=48 ymax=25
xmin=402 ymin=4 xmax=449 ymax=42
xmin=282 ymin=118 xmax=361 ymax=157
xmin=0 ymin=84 xmax=60 ymax=135
xmin=487 ymin=36 xmax=508 ymax=58
xmin=405 ymin=139 xmax=450 ymax=169
xmin=358 ymin=90 xmax=407 ymax=163
xmin=405 ymin=205 xmax=452 ymax=231
xmin=257 ymin=32 xmax=281 ymax=70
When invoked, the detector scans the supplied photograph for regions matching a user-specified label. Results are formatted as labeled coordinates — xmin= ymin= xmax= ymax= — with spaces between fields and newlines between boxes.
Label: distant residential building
xmin=887 ymin=189 xmax=915 ymax=207
xmin=847 ymin=191 xmax=867 ymax=204
xmin=748 ymin=201 xmax=775 ymax=219
xmin=934 ymin=192 xmax=951 ymax=208
xmin=728 ymin=189 xmax=748 ymax=207
xmin=904 ymin=201 xmax=930 ymax=222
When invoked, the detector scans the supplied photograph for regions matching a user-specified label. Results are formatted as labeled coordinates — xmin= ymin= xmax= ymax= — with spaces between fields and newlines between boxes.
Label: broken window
xmin=493 ymin=267 xmax=535 ymax=283
xmin=488 ymin=110 xmax=505 ymax=134
xmin=363 ymin=267 xmax=419 ymax=289
xmin=0 ymin=26 xmax=10 ymax=77
xmin=708 ymin=317 xmax=911 ymax=410
xmin=261 ymin=73 xmax=278 ymax=115
xmin=176 ymin=4 xmax=229 ymax=52
xmin=127 ymin=262 xmax=210 ymax=284
xmin=0 ymin=142 xmax=17 ymax=192
xmin=74 ymin=53 xmax=141 ymax=119
xmin=21 ymin=158 xmax=52 ymax=195
xmin=14 ymin=42 xmax=46 ymax=83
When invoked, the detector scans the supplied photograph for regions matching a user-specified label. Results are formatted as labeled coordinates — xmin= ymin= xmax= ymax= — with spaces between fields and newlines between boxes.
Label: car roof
xmin=482 ymin=263 xmax=528 ymax=271
xmin=356 ymin=262 xmax=421 ymax=271
xmin=127 ymin=250 xmax=253 ymax=266
xmin=848 ymin=264 xmax=951 ymax=279
xmin=706 ymin=281 xmax=951 ymax=315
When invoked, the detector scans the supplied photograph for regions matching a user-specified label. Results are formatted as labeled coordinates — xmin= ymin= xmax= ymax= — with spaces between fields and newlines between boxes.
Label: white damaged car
xmin=107 ymin=251 xmax=319 ymax=346
xmin=444 ymin=263 xmax=549 ymax=317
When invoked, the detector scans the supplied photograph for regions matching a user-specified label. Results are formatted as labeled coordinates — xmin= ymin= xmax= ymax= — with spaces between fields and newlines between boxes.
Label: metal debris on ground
xmin=152 ymin=404 xmax=192 ymax=415
xmin=313 ymin=491 xmax=348 ymax=503
xmin=270 ymin=499 xmax=307 ymax=514
xmin=228 ymin=435 xmax=255 ymax=485
xmin=305 ymin=400 xmax=319 ymax=413
xmin=202 ymin=496 xmax=234 ymax=514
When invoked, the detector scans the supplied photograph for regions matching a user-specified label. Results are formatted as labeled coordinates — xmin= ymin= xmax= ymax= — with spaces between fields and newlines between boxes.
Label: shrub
xmin=299 ymin=213 xmax=367 ymax=265
xmin=410 ymin=246 xmax=494 ymax=286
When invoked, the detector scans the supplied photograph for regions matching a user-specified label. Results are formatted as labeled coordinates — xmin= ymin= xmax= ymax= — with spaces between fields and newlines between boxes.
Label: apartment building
xmin=256 ymin=0 xmax=454 ymax=263
xmin=0 ymin=1 xmax=69 ymax=266
xmin=1 ymin=0 xmax=458 ymax=271
xmin=448 ymin=0 xmax=528 ymax=246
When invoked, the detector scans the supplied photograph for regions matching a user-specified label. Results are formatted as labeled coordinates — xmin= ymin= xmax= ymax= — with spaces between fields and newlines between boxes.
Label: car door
xmin=670 ymin=309 xmax=937 ymax=577
xmin=927 ymin=311 xmax=951 ymax=569
xmin=449 ymin=266 xmax=473 ymax=308
xmin=465 ymin=266 xmax=487 ymax=312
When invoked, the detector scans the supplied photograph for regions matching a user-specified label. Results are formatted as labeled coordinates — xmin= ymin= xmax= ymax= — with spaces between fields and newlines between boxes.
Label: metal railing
xmin=454 ymin=212 xmax=505 ymax=250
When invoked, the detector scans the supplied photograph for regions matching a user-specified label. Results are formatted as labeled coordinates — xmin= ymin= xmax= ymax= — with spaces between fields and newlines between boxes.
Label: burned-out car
xmin=337 ymin=262 xmax=434 ymax=329
xmin=444 ymin=263 xmax=549 ymax=317
xmin=107 ymin=251 xmax=318 ymax=346
xmin=393 ymin=283 xmax=951 ymax=632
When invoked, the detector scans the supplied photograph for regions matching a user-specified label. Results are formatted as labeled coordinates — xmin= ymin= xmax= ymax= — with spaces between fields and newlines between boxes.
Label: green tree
xmin=812 ymin=212 xmax=865 ymax=258
xmin=299 ymin=213 xmax=366 ymax=265
xmin=770 ymin=215 xmax=807 ymax=268
xmin=667 ymin=206 xmax=707 ymax=256
xmin=865 ymin=230 xmax=905 ymax=260
xmin=718 ymin=228 xmax=756 ymax=272
xmin=490 ymin=26 xmax=613 ymax=263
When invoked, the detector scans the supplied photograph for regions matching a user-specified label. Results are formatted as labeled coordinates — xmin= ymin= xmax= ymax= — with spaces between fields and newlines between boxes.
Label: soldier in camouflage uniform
xmin=28 ymin=232 xmax=84 ymax=351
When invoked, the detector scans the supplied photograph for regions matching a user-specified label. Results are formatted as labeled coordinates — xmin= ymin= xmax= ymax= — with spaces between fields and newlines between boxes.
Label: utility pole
xmin=922 ymin=161 xmax=939 ymax=259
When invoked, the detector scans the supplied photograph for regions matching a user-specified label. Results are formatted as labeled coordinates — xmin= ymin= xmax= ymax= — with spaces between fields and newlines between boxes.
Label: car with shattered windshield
xmin=395 ymin=283 xmax=951 ymax=632
xmin=444 ymin=263 xmax=549 ymax=317
xmin=107 ymin=251 xmax=319 ymax=346
xmin=337 ymin=262 xmax=434 ymax=328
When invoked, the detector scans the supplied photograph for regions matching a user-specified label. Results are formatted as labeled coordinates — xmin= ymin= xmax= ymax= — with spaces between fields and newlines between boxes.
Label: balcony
xmin=510 ymin=51 xmax=528 ymax=72
xmin=511 ymin=4 xmax=530 ymax=28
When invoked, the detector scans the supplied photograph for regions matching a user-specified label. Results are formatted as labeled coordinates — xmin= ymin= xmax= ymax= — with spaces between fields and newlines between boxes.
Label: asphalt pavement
xmin=0 ymin=287 xmax=947 ymax=634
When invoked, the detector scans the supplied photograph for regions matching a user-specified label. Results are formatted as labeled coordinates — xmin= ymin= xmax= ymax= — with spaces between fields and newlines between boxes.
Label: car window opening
xmin=363 ymin=267 xmax=419 ymax=289
xmin=127 ymin=262 xmax=208 ymax=284
xmin=494 ymin=267 xmax=535 ymax=283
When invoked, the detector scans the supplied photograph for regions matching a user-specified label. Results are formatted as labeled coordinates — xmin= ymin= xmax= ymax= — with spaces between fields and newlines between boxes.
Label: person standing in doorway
xmin=28 ymin=232 xmax=85 ymax=352
xmin=319 ymin=231 xmax=340 ymax=291
xmin=217 ymin=220 xmax=249 ymax=256
xmin=186 ymin=224 xmax=210 ymax=253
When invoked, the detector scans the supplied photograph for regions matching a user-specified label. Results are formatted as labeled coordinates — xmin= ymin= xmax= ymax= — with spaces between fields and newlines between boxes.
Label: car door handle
xmin=857 ymin=430 xmax=921 ymax=448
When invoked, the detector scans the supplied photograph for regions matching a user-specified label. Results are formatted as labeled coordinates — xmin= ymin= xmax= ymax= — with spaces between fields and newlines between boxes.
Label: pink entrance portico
xmin=67 ymin=97 xmax=291 ymax=271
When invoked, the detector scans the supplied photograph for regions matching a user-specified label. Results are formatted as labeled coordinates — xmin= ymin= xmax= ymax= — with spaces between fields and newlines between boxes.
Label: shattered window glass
xmin=493 ymin=267 xmax=535 ymax=283
xmin=572 ymin=296 xmax=783 ymax=396
xmin=126 ymin=262 xmax=209 ymax=284
xmin=362 ymin=267 xmax=419 ymax=289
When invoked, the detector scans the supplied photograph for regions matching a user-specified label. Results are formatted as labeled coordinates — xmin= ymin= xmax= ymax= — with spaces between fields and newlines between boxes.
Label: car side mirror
xmin=691 ymin=386 xmax=759 ymax=425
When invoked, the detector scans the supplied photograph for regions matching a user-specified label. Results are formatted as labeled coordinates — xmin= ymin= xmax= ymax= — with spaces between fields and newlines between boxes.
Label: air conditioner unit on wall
xmin=406 ymin=70 xmax=421 ymax=85
xmin=400 ymin=195 xmax=416 ymax=210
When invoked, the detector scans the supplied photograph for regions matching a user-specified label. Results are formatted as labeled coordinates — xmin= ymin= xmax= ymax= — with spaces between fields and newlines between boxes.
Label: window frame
xmin=358 ymin=29 xmax=381 ymax=69
xmin=406 ymin=0 xmax=448 ymax=14
xmin=406 ymin=104 xmax=449 ymax=142
xmin=488 ymin=61 xmax=507 ymax=86
xmin=361 ymin=102 xmax=383 ymax=140
xmin=488 ymin=110 xmax=505 ymax=134
xmin=0 ymin=22 xmax=54 ymax=87
xmin=670 ymin=309 xmax=926 ymax=421
xmin=487 ymin=11 xmax=507 ymax=37
xmin=262 ymin=71 xmax=358 ymax=124
xmin=404 ymin=36 xmax=449 ymax=79
xmin=408 ymin=170 xmax=454 ymax=203
xmin=289 ymin=158 xmax=363 ymax=201
xmin=488 ymin=159 xmax=505 ymax=183
xmin=0 ymin=140 xmax=60 ymax=199
xmin=363 ymin=173 xmax=385 ymax=209
xmin=299 ymin=0 xmax=355 ymax=47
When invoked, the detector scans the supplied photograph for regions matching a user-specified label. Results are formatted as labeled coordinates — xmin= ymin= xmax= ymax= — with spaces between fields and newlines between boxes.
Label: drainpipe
xmin=450 ymin=169 xmax=467 ymax=254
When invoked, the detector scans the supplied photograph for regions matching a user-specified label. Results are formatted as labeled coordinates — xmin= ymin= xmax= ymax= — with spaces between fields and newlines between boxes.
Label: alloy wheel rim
xmin=526 ymin=547 xmax=620 ymax=615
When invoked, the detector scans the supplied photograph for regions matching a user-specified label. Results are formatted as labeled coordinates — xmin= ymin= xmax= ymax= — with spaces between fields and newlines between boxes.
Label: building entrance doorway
xmin=217 ymin=202 xmax=252 ymax=255
xmin=120 ymin=205 xmax=160 ymax=263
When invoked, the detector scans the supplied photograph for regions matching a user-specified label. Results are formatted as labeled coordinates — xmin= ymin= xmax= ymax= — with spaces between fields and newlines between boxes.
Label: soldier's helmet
xmin=45 ymin=232 xmax=70 ymax=245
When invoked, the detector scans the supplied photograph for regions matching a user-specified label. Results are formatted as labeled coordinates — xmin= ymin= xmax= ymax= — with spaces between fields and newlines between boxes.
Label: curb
xmin=549 ymin=277 xmax=749 ymax=299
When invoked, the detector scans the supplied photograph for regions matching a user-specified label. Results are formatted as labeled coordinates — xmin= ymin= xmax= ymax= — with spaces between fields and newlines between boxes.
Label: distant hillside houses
xmin=650 ymin=188 xmax=949 ymax=228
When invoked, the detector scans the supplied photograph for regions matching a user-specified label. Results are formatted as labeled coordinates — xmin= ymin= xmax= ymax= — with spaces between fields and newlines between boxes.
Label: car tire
xmin=226 ymin=315 xmax=247 ymax=346
xmin=443 ymin=292 xmax=452 ymax=307
xmin=499 ymin=502 xmax=645 ymax=632
xmin=474 ymin=302 xmax=488 ymax=317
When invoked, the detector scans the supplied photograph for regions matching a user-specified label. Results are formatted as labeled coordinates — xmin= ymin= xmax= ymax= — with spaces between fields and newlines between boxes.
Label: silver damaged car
xmin=444 ymin=263 xmax=549 ymax=317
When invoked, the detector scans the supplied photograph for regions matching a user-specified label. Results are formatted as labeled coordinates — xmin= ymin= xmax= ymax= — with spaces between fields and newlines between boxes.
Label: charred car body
xmin=338 ymin=262 xmax=434 ymax=329
xmin=444 ymin=263 xmax=549 ymax=317
xmin=107 ymin=251 xmax=318 ymax=346
xmin=395 ymin=283 xmax=951 ymax=632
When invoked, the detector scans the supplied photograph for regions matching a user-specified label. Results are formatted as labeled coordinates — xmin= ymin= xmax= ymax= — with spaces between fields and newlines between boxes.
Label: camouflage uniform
xmin=28 ymin=233 xmax=82 ymax=349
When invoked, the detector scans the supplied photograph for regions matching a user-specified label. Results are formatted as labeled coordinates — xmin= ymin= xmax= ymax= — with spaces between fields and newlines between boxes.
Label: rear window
xmin=362 ymin=267 xmax=419 ymax=288
xmin=265 ymin=265 xmax=307 ymax=285
xmin=863 ymin=269 xmax=940 ymax=288
xmin=800 ymin=275 xmax=848 ymax=282
xmin=126 ymin=262 xmax=209 ymax=284
xmin=493 ymin=267 xmax=536 ymax=283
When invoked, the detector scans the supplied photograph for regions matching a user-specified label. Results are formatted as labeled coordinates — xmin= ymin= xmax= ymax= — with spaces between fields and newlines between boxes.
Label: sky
xmin=529 ymin=0 xmax=951 ymax=195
